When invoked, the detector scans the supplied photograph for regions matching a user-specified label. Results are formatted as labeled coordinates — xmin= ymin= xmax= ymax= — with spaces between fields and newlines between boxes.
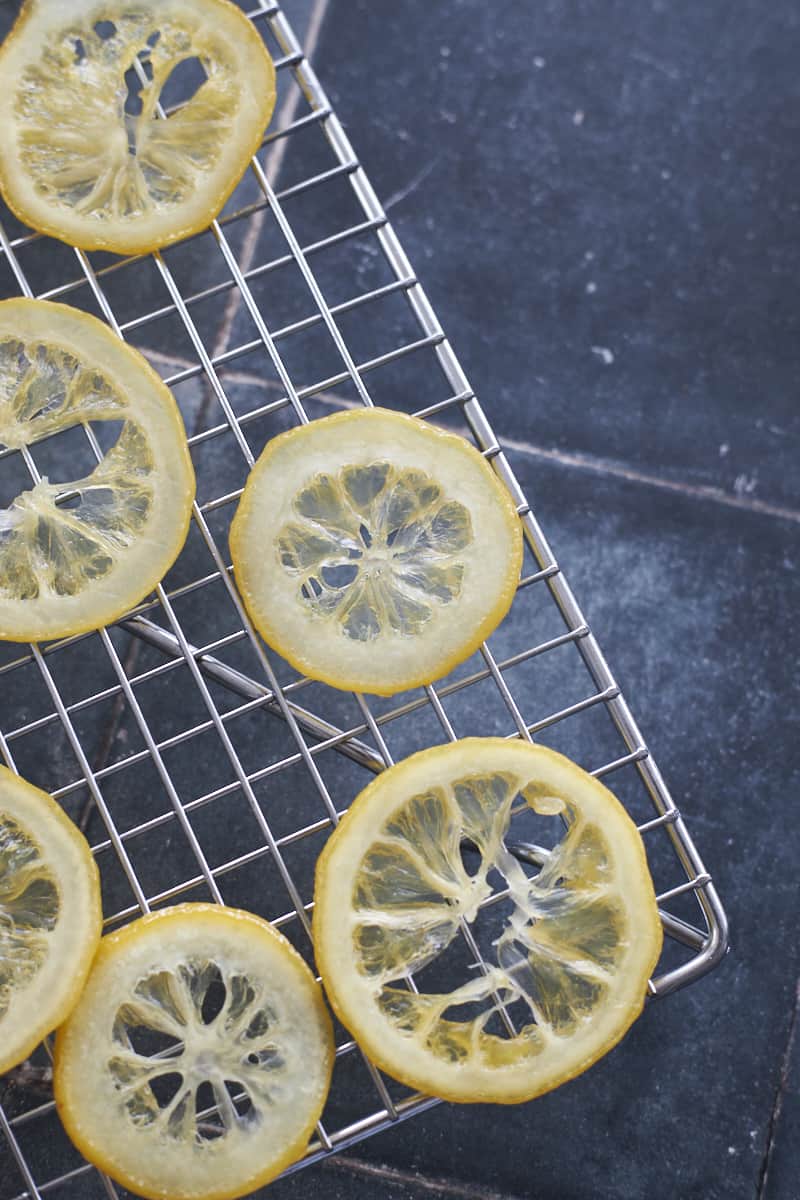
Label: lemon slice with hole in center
xmin=0 ymin=765 xmax=102 ymax=1075
xmin=0 ymin=0 xmax=276 ymax=254
xmin=314 ymin=738 xmax=663 ymax=1104
xmin=229 ymin=408 xmax=524 ymax=695
xmin=54 ymin=904 xmax=335 ymax=1200
xmin=0 ymin=299 xmax=195 ymax=642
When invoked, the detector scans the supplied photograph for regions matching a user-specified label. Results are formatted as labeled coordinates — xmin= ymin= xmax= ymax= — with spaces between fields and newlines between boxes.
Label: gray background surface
xmin=0 ymin=2 xmax=797 ymax=1199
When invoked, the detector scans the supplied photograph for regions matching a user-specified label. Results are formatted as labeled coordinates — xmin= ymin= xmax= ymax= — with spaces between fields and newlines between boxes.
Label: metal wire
xmin=0 ymin=2 xmax=728 ymax=1196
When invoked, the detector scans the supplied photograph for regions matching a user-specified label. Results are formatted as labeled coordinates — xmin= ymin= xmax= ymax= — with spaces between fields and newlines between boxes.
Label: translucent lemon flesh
xmin=230 ymin=409 xmax=523 ymax=695
xmin=0 ymin=766 xmax=102 ymax=1075
xmin=314 ymin=739 xmax=663 ymax=1104
xmin=0 ymin=0 xmax=276 ymax=253
xmin=0 ymin=299 xmax=194 ymax=642
xmin=55 ymin=905 xmax=334 ymax=1200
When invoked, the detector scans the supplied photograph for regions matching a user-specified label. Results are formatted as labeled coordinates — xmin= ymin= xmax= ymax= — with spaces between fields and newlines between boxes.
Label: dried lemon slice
xmin=0 ymin=0 xmax=276 ymax=254
xmin=0 ymin=766 xmax=102 ymax=1075
xmin=54 ymin=904 xmax=334 ymax=1200
xmin=0 ymin=299 xmax=195 ymax=642
xmin=230 ymin=408 xmax=523 ymax=695
xmin=314 ymin=738 xmax=663 ymax=1104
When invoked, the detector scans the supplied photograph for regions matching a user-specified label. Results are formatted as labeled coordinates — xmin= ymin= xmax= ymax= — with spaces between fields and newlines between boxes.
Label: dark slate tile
xmin=314 ymin=0 xmax=800 ymax=513
xmin=764 ymin=984 xmax=800 ymax=1200
xmin=326 ymin=456 xmax=799 ymax=1200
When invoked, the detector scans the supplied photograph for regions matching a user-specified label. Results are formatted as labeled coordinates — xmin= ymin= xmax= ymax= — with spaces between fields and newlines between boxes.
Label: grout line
xmin=128 ymin=347 xmax=797 ymax=527
xmin=499 ymin=434 xmax=800 ymax=526
xmin=756 ymin=976 xmax=800 ymax=1200
xmin=322 ymin=1155 xmax=527 ymax=1200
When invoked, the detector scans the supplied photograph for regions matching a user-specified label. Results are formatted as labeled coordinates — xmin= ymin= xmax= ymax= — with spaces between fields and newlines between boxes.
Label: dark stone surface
xmin=0 ymin=1 xmax=798 ymax=1199
xmin=316 ymin=0 xmax=800 ymax=514
xmin=764 ymin=988 xmax=800 ymax=1200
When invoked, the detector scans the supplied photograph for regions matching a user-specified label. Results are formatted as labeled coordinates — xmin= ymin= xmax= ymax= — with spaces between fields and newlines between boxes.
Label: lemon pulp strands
xmin=0 ymin=765 xmax=102 ymax=1074
xmin=0 ymin=299 xmax=195 ymax=641
xmin=55 ymin=904 xmax=335 ymax=1200
xmin=315 ymin=739 xmax=663 ymax=1104
xmin=0 ymin=0 xmax=276 ymax=253
xmin=230 ymin=408 xmax=524 ymax=695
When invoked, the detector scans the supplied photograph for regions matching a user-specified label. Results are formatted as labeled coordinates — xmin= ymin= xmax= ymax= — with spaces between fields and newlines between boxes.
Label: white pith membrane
xmin=0 ymin=337 xmax=153 ymax=600
xmin=231 ymin=410 xmax=522 ymax=694
xmin=0 ymin=768 xmax=100 ymax=1074
xmin=0 ymin=0 xmax=275 ymax=251
xmin=279 ymin=462 xmax=473 ymax=642
xmin=315 ymin=742 xmax=662 ymax=1102
xmin=0 ymin=300 xmax=195 ymax=641
xmin=55 ymin=909 xmax=334 ymax=1200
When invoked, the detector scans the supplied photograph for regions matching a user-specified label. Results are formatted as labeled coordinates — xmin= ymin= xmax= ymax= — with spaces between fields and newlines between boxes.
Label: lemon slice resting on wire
xmin=54 ymin=904 xmax=335 ymax=1200
xmin=0 ymin=0 xmax=276 ymax=254
xmin=0 ymin=766 xmax=102 ymax=1075
xmin=314 ymin=738 xmax=663 ymax=1104
xmin=230 ymin=408 xmax=523 ymax=695
xmin=0 ymin=299 xmax=195 ymax=642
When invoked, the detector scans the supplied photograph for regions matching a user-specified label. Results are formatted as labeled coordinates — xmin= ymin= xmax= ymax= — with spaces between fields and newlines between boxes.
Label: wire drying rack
xmin=0 ymin=2 xmax=729 ymax=1196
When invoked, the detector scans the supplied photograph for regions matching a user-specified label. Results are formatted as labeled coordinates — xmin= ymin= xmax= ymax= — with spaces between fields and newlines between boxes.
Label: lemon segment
xmin=230 ymin=409 xmax=523 ymax=695
xmin=314 ymin=739 xmax=663 ymax=1104
xmin=0 ymin=299 xmax=195 ymax=641
xmin=0 ymin=766 xmax=102 ymax=1075
xmin=0 ymin=0 xmax=276 ymax=254
xmin=54 ymin=904 xmax=334 ymax=1200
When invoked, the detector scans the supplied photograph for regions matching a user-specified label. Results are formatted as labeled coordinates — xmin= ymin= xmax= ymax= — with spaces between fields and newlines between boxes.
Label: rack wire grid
xmin=0 ymin=2 xmax=729 ymax=1197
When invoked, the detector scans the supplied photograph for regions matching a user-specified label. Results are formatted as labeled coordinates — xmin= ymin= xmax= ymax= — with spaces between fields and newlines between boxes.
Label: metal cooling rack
xmin=0 ymin=2 xmax=728 ymax=1196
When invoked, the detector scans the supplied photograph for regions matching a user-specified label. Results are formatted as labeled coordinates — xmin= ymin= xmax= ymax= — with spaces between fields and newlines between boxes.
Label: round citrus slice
xmin=314 ymin=738 xmax=663 ymax=1104
xmin=0 ymin=0 xmax=276 ymax=254
xmin=54 ymin=904 xmax=335 ymax=1200
xmin=0 ymin=299 xmax=195 ymax=642
xmin=0 ymin=765 xmax=102 ymax=1075
xmin=230 ymin=408 xmax=523 ymax=695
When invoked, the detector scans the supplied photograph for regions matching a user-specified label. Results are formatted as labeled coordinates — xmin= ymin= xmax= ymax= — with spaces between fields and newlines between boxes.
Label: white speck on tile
xmin=728 ymin=1147 xmax=737 ymax=1156
xmin=440 ymin=45 xmax=451 ymax=57
xmin=661 ymin=168 xmax=672 ymax=180
xmin=533 ymin=56 xmax=546 ymax=68
xmin=591 ymin=345 xmax=614 ymax=365
xmin=719 ymin=443 xmax=730 ymax=457
xmin=585 ymin=280 xmax=597 ymax=294
xmin=733 ymin=473 xmax=758 ymax=496
xmin=573 ymin=109 xmax=585 ymax=126
xmin=584 ymin=250 xmax=595 ymax=261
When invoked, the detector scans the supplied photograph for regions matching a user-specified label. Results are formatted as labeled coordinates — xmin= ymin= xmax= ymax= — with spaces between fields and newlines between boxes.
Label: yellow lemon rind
xmin=230 ymin=408 xmax=524 ymax=696
xmin=0 ymin=766 xmax=102 ymax=1075
xmin=0 ymin=0 xmax=277 ymax=254
xmin=0 ymin=298 xmax=195 ymax=642
xmin=314 ymin=738 xmax=663 ymax=1105
xmin=54 ymin=903 xmax=335 ymax=1200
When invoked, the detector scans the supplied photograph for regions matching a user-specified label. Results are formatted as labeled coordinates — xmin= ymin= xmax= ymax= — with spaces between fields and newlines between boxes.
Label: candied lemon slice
xmin=230 ymin=408 xmax=523 ymax=695
xmin=0 ymin=0 xmax=276 ymax=254
xmin=314 ymin=738 xmax=663 ymax=1104
xmin=54 ymin=904 xmax=334 ymax=1200
xmin=0 ymin=766 xmax=102 ymax=1075
xmin=0 ymin=299 xmax=195 ymax=642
